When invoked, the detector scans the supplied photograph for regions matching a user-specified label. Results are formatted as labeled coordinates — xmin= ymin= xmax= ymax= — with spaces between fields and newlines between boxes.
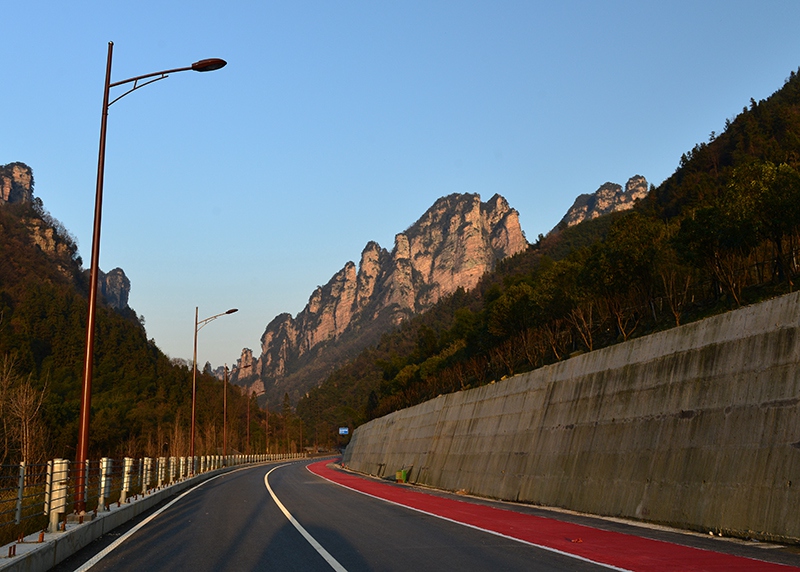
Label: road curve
xmin=57 ymin=458 xmax=800 ymax=572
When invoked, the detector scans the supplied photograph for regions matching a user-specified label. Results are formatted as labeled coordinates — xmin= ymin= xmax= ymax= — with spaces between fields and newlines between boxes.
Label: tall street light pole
xmin=223 ymin=365 xmax=229 ymax=463
xmin=192 ymin=307 xmax=238 ymax=465
xmin=75 ymin=42 xmax=226 ymax=513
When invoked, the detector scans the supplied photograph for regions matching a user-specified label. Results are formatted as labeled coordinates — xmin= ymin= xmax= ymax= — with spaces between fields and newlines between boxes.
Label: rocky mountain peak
xmin=232 ymin=192 xmax=527 ymax=405
xmin=0 ymin=162 xmax=33 ymax=205
xmin=98 ymin=267 xmax=131 ymax=310
xmin=559 ymin=175 xmax=648 ymax=228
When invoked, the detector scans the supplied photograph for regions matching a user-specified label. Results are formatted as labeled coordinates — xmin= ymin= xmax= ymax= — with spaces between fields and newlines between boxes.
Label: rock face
xmin=0 ymin=163 xmax=33 ymax=205
xmin=98 ymin=267 xmax=131 ymax=310
xmin=4 ymin=161 xmax=133 ymax=312
xmin=559 ymin=175 xmax=648 ymax=228
xmin=233 ymin=193 xmax=527 ymax=404
xmin=26 ymin=219 xmax=74 ymax=259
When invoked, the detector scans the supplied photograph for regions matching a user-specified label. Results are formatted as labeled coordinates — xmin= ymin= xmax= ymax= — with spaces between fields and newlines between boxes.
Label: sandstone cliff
xmin=0 ymin=162 xmax=33 ymax=205
xmin=2 ymin=162 xmax=131 ymax=311
xmin=233 ymin=193 xmax=527 ymax=405
xmin=98 ymin=267 xmax=131 ymax=310
xmin=558 ymin=175 xmax=648 ymax=228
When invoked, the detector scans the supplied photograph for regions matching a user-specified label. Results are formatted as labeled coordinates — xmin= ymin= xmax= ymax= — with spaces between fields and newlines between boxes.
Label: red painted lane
xmin=308 ymin=460 xmax=797 ymax=572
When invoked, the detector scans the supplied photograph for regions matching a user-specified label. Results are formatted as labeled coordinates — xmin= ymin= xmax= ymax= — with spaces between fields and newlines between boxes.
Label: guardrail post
xmin=98 ymin=458 xmax=111 ymax=510
xmin=169 ymin=457 xmax=176 ymax=483
xmin=157 ymin=457 xmax=165 ymax=488
xmin=121 ymin=457 xmax=133 ymax=503
xmin=46 ymin=459 xmax=68 ymax=532
xmin=15 ymin=461 xmax=25 ymax=524
xmin=143 ymin=457 xmax=152 ymax=494
xmin=83 ymin=459 xmax=90 ymax=509
xmin=138 ymin=458 xmax=144 ymax=494
xmin=44 ymin=460 xmax=52 ymax=516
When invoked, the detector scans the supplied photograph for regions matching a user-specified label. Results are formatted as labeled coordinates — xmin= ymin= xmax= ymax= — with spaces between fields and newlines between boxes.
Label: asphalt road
xmin=54 ymin=459 xmax=800 ymax=572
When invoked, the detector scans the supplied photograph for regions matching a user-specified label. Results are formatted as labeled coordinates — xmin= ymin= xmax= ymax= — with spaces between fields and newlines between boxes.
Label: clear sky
xmin=3 ymin=1 xmax=800 ymax=368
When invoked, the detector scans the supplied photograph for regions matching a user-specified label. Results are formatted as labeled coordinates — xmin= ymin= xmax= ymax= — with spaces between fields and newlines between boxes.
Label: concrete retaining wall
xmin=343 ymin=292 xmax=800 ymax=542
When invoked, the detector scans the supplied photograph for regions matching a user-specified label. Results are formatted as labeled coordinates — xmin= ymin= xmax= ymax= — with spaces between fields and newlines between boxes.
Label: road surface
xmin=55 ymin=458 xmax=800 ymax=572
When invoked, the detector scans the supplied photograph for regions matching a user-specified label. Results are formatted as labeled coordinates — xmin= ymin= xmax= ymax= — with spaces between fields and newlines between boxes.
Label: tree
xmin=729 ymin=161 xmax=800 ymax=286
xmin=0 ymin=354 xmax=17 ymax=464
xmin=675 ymin=203 xmax=757 ymax=307
xmin=582 ymin=213 xmax=661 ymax=341
xmin=657 ymin=224 xmax=697 ymax=326
xmin=282 ymin=393 xmax=292 ymax=453
xmin=8 ymin=375 xmax=48 ymax=464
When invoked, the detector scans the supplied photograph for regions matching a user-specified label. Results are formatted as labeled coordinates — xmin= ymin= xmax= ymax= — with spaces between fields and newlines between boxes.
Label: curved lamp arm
xmin=108 ymin=54 xmax=227 ymax=107
xmin=197 ymin=308 xmax=238 ymax=333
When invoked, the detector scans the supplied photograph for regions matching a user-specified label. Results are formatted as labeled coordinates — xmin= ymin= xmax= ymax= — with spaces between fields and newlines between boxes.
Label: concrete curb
xmin=0 ymin=465 xmax=236 ymax=572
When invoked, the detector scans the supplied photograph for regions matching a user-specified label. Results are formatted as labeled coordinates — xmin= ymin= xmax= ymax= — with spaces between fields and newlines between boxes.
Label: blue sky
xmin=4 ymin=1 xmax=800 ymax=368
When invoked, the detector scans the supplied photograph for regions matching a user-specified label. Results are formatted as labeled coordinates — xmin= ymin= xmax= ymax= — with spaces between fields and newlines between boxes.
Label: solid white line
xmin=73 ymin=465 xmax=260 ymax=572
xmin=307 ymin=464 xmax=633 ymax=572
xmin=264 ymin=465 xmax=349 ymax=572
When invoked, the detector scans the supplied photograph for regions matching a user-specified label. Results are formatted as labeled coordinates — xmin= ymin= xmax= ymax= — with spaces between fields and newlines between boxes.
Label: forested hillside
xmin=297 ymin=68 xmax=800 ymax=440
xmin=6 ymin=66 xmax=800 ymax=459
xmin=0 ymin=186 xmax=279 ymax=463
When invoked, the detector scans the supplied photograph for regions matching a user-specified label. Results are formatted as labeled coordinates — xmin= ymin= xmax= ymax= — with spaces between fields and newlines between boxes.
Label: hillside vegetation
xmin=0 ymin=194 xmax=280 ymax=463
xmin=297 ymin=68 xmax=800 ymax=441
xmin=5 ymin=67 xmax=800 ymax=458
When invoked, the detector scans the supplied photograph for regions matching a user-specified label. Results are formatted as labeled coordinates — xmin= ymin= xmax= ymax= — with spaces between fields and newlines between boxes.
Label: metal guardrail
xmin=0 ymin=453 xmax=304 ymax=546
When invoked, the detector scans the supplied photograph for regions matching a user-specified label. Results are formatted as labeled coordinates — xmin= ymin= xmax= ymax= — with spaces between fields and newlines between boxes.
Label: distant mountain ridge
xmin=232 ymin=193 xmax=527 ymax=405
xmin=558 ymin=175 xmax=648 ymax=229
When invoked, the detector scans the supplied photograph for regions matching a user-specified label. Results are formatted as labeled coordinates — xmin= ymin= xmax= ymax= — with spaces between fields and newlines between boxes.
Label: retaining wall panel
xmin=343 ymin=292 xmax=800 ymax=541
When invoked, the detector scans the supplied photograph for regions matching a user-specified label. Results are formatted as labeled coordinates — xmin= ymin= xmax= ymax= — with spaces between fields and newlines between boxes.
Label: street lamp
xmin=223 ymin=365 xmax=229 ymax=462
xmin=192 ymin=307 xmax=238 ymax=464
xmin=75 ymin=42 xmax=226 ymax=513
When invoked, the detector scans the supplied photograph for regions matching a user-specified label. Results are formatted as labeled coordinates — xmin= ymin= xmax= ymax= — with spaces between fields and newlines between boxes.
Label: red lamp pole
xmin=191 ymin=307 xmax=238 ymax=469
xmin=74 ymin=42 xmax=226 ymax=513
xmin=223 ymin=365 xmax=228 ymax=464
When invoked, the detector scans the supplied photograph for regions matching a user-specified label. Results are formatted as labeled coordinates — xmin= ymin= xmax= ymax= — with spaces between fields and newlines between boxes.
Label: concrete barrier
xmin=343 ymin=291 xmax=800 ymax=542
xmin=1 ymin=466 xmax=232 ymax=572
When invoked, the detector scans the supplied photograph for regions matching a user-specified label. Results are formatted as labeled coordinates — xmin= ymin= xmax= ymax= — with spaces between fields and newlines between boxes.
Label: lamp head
xmin=226 ymin=308 xmax=238 ymax=315
xmin=192 ymin=58 xmax=227 ymax=72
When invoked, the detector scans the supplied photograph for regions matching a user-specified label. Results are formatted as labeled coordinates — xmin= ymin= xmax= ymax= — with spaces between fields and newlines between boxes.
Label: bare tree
xmin=8 ymin=375 xmax=48 ymax=465
xmin=0 ymin=354 xmax=17 ymax=464
xmin=660 ymin=267 xmax=694 ymax=326
xmin=170 ymin=411 xmax=187 ymax=457
xmin=566 ymin=302 xmax=597 ymax=351
xmin=520 ymin=328 xmax=547 ymax=369
xmin=201 ymin=419 xmax=218 ymax=455
xmin=490 ymin=339 xmax=518 ymax=378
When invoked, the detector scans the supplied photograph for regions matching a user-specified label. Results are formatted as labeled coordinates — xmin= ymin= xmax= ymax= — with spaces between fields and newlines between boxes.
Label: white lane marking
xmin=264 ymin=464 xmax=348 ymax=572
xmin=307 ymin=464 xmax=632 ymax=572
xmin=73 ymin=466 xmax=254 ymax=572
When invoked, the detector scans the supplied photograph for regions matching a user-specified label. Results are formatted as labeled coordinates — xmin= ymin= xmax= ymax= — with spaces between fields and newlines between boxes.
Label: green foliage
xmin=0 ymin=192 xmax=265 ymax=461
